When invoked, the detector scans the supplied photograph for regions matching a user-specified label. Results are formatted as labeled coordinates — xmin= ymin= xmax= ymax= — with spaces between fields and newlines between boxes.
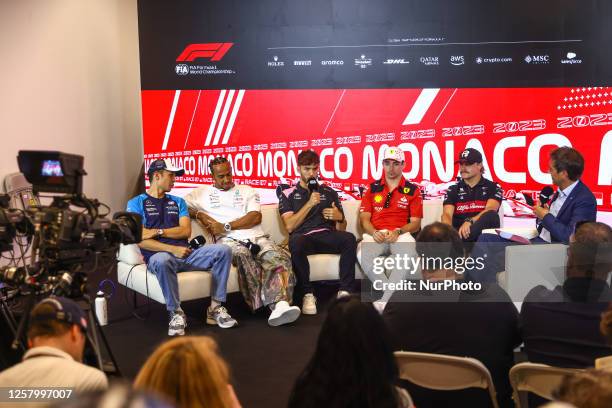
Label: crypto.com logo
xmin=176 ymin=43 xmax=233 ymax=62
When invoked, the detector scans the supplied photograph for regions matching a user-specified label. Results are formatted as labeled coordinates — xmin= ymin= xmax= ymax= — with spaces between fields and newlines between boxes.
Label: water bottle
xmin=95 ymin=291 xmax=108 ymax=326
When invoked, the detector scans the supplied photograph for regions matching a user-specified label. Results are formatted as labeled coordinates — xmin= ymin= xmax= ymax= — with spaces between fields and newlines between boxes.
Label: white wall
xmin=0 ymin=0 xmax=143 ymax=213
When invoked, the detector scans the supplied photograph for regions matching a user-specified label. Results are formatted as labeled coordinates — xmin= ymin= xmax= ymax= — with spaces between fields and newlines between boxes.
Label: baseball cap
xmin=147 ymin=159 xmax=185 ymax=177
xmin=382 ymin=146 xmax=405 ymax=162
xmin=455 ymin=148 xmax=483 ymax=164
xmin=29 ymin=296 xmax=88 ymax=332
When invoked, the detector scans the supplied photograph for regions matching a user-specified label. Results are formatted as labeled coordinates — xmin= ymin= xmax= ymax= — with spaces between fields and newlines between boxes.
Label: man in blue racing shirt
xmin=127 ymin=159 xmax=237 ymax=335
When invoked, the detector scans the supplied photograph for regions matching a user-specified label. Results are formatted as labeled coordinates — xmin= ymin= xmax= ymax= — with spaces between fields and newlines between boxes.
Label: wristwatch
xmin=157 ymin=228 xmax=163 ymax=237
xmin=224 ymin=223 xmax=232 ymax=232
xmin=465 ymin=218 xmax=474 ymax=224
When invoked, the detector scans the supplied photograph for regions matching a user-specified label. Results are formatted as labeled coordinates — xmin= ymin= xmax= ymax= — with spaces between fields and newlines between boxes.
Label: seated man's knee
xmin=476 ymin=231 xmax=502 ymax=243
xmin=289 ymin=236 xmax=307 ymax=253
xmin=148 ymin=252 xmax=176 ymax=271
xmin=340 ymin=231 xmax=357 ymax=248
xmin=197 ymin=244 xmax=232 ymax=261
xmin=230 ymin=243 xmax=251 ymax=258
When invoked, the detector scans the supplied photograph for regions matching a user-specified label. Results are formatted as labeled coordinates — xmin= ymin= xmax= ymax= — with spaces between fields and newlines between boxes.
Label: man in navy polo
xmin=127 ymin=159 xmax=237 ymax=335
xmin=277 ymin=150 xmax=357 ymax=315
xmin=441 ymin=148 xmax=503 ymax=243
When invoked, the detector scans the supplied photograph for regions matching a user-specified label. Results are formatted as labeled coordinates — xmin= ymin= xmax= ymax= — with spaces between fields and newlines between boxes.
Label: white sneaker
xmin=168 ymin=311 xmax=186 ymax=336
xmin=372 ymin=300 xmax=387 ymax=314
xmin=337 ymin=290 xmax=351 ymax=299
xmin=268 ymin=301 xmax=301 ymax=326
xmin=206 ymin=305 xmax=238 ymax=329
xmin=302 ymin=294 xmax=317 ymax=315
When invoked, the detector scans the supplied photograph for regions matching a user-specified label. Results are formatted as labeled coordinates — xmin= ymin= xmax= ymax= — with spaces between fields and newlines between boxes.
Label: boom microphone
xmin=307 ymin=177 xmax=319 ymax=193
xmin=539 ymin=186 xmax=555 ymax=206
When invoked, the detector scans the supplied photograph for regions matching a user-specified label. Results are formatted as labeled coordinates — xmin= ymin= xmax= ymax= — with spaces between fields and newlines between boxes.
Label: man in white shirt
xmin=0 ymin=297 xmax=108 ymax=404
xmin=185 ymin=157 xmax=300 ymax=326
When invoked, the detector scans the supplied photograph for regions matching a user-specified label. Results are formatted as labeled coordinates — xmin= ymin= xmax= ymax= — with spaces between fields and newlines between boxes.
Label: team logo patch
xmin=403 ymin=187 xmax=410 ymax=194
xmin=374 ymin=195 xmax=383 ymax=203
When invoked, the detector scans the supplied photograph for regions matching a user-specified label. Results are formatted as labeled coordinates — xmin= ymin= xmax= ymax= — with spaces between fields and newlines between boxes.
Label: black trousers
xmin=288 ymin=230 xmax=357 ymax=293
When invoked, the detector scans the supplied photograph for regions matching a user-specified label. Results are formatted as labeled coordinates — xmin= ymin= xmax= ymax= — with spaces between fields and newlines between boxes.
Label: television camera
xmin=0 ymin=151 xmax=141 ymax=297
xmin=0 ymin=151 xmax=142 ymax=373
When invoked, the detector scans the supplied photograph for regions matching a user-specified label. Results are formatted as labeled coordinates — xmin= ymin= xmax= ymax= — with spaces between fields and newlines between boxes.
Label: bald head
xmin=567 ymin=222 xmax=612 ymax=280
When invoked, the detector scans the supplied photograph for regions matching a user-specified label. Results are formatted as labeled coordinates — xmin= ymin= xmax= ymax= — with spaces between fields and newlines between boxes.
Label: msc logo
xmin=175 ymin=64 xmax=189 ymax=75
xmin=524 ymin=54 xmax=550 ymax=64
xmin=176 ymin=43 xmax=234 ymax=62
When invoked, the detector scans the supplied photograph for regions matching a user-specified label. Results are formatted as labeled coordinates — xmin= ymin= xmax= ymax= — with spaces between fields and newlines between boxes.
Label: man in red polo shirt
xmin=358 ymin=146 xmax=423 ymax=298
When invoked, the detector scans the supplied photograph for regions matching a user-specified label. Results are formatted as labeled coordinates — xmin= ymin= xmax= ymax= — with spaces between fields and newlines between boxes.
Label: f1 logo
xmin=176 ymin=43 xmax=233 ymax=62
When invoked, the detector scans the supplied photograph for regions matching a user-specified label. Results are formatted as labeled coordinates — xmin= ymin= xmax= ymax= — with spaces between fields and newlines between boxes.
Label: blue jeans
xmin=146 ymin=245 xmax=232 ymax=311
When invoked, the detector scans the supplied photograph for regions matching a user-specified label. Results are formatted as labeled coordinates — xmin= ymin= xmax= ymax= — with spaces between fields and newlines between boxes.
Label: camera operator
xmin=0 ymin=297 xmax=108 ymax=392
xmin=127 ymin=159 xmax=237 ymax=336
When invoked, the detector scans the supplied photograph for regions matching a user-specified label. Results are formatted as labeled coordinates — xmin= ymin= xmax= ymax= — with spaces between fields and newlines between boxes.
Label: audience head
xmin=416 ymin=222 xmax=465 ymax=279
xmin=553 ymin=369 xmax=612 ymax=408
xmin=549 ymin=146 xmax=585 ymax=185
xmin=567 ymin=222 xmax=612 ymax=281
xmin=601 ymin=305 xmax=612 ymax=345
xmin=134 ymin=336 xmax=237 ymax=408
xmin=27 ymin=296 xmax=88 ymax=362
xmin=208 ymin=156 xmax=234 ymax=191
xmin=297 ymin=150 xmax=320 ymax=184
xmin=54 ymin=382 xmax=173 ymax=408
xmin=288 ymin=295 xmax=402 ymax=408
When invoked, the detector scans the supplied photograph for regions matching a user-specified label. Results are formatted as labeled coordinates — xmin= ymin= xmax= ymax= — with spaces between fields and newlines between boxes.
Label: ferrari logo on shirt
xmin=374 ymin=195 xmax=383 ymax=203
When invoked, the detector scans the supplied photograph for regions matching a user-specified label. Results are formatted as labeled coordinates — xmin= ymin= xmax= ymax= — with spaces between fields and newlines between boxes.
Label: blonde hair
xmin=134 ymin=336 xmax=233 ymax=408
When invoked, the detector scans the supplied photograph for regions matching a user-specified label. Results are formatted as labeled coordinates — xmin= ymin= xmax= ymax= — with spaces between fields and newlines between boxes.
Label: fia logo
xmin=175 ymin=64 xmax=189 ymax=75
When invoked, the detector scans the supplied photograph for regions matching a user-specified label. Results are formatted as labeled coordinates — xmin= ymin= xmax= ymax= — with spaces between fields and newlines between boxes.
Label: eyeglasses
xmin=383 ymin=192 xmax=393 ymax=208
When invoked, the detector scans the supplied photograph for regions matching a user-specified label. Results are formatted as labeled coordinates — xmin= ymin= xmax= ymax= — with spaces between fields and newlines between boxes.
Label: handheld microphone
xmin=522 ymin=193 xmax=534 ymax=206
xmin=228 ymin=237 xmax=261 ymax=257
xmin=539 ymin=186 xmax=555 ymax=206
xmin=307 ymin=177 xmax=319 ymax=193
xmin=189 ymin=235 xmax=206 ymax=249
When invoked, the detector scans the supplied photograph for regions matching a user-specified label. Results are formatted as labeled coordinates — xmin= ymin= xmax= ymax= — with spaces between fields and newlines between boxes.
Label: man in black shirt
xmin=520 ymin=221 xmax=612 ymax=368
xmin=442 ymin=148 xmax=503 ymax=242
xmin=277 ymin=150 xmax=357 ymax=315
xmin=383 ymin=223 xmax=520 ymax=408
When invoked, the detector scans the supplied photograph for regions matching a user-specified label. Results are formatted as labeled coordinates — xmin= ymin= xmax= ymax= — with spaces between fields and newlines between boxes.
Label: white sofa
xmin=117 ymin=199 xmax=493 ymax=304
